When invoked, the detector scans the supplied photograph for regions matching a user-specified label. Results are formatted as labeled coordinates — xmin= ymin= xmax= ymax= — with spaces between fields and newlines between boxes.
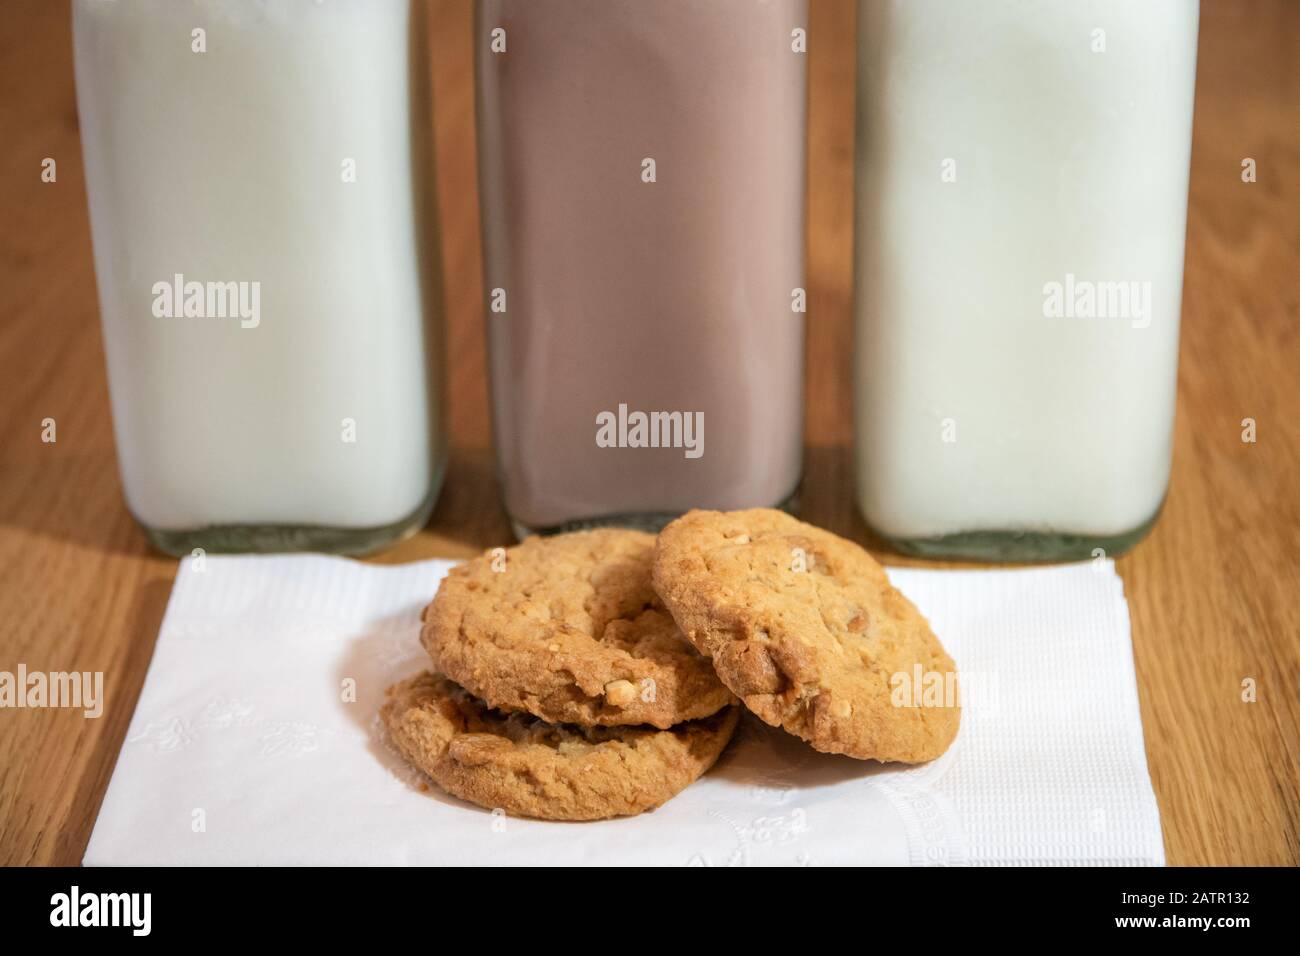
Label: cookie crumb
xmin=604 ymin=679 xmax=636 ymax=707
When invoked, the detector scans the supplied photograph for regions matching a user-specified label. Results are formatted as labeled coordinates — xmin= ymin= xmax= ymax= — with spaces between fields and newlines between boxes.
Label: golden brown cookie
xmin=653 ymin=509 xmax=960 ymax=763
xmin=382 ymin=671 xmax=739 ymax=820
xmin=421 ymin=529 xmax=735 ymax=728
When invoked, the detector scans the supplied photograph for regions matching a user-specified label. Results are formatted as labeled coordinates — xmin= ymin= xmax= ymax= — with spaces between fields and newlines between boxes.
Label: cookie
xmin=653 ymin=509 xmax=960 ymax=763
xmin=382 ymin=672 xmax=739 ymax=820
xmin=421 ymin=529 xmax=735 ymax=728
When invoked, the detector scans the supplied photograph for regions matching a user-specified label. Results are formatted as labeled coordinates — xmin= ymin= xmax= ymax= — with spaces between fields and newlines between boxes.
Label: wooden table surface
xmin=1 ymin=0 xmax=1296 ymax=867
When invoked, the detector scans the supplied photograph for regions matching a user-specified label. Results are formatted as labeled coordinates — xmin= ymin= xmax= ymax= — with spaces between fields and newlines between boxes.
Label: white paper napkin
xmin=84 ymin=554 xmax=1164 ymax=866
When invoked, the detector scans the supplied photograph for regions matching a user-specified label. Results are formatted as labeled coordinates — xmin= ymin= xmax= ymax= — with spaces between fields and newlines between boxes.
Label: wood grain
xmin=0 ymin=0 xmax=1296 ymax=866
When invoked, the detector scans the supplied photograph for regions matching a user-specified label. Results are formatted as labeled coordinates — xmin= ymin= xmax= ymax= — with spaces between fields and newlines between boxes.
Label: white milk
xmin=73 ymin=0 xmax=443 ymax=552
xmin=854 ymin=0 xmax=1199 ymax=556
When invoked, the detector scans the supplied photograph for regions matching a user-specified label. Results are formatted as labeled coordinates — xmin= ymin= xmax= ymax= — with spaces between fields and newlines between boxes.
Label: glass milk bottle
xmin=73 ymin=0 xmax=446 ymax=555
xmin=477 ymin=0 xmax=808 ymax=537
xmin=854 ymin=0 xmax=1199 ymax=560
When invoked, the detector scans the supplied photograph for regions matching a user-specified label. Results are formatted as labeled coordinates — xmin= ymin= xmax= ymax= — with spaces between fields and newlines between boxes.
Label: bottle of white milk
xmin=854 ymin=0 xmax=1199 ymax=560
xmin=73 ymin=0 xmax=445 ymax=555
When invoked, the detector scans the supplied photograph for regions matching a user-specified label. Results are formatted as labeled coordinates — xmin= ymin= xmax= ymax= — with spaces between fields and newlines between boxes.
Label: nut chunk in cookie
xmin=653 ymin=509 xmax=960 ymax=763
xmin=382 ymin=672 xmax=739 ymax=821
xmin=421 ymin=529 xmax=735 ymax=728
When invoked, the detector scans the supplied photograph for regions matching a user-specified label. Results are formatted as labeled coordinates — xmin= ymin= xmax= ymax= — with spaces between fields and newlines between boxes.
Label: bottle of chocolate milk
xmin=478 ymin=0 xmax=808 ymax=536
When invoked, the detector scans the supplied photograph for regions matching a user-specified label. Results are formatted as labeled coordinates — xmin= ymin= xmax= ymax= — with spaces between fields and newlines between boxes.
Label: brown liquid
xmin=477 ymin=0 xmax=807 ymax=532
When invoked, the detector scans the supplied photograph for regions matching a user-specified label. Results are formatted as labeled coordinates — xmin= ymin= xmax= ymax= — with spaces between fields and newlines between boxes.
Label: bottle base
xmin=509 ymin=489 xmax=802 ymax=541
xmin=874 ymin=505 xmax=1164 ymax=563
xmin=141 ymin=467 xmax=445 ymax=558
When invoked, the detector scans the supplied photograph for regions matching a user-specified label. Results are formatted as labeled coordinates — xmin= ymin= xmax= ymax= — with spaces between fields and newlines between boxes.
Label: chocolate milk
xmin=477 ymin=0 xmax=808 ymax=534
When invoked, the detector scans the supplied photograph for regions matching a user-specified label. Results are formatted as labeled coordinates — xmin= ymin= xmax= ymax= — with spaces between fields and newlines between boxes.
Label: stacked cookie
xmin=383 ymin=509 xmax=960 ymax=821
xmin=383 ymin=529 xmax=739 ymax=821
